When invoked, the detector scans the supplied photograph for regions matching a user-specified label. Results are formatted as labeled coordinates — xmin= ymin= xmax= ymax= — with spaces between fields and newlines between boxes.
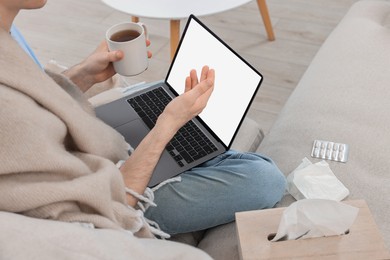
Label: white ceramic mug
xmin=106 ymin=22 xmax=148 ymax=76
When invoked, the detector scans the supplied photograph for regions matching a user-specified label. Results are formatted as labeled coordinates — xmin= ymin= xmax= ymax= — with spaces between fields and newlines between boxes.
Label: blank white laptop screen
xmin=166 ymin=16 xmax=262 ymax=147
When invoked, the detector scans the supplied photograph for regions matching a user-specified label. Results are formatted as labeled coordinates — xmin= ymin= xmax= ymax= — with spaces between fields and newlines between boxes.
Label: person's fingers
xmin=145 ymin=39 xmax=152 ymax=58
xmin=199 ymin=65 xmax=209 ymax=82
xmin=189 ymin=69 xmax=215 ymax=98
xmin=185 ymin=76 xmax=192 ymax=92
xmin=200 ymin=69 xmax=215 ymax=102
xmin=204 ymin=68 xmax=215 ymax=88
xmin=114 ymin=50 xmax=124 ymax=60
xmin=201 ymin=69 xmax=215 ymax=99
xmin=103 ymin=64 xmax=116 ymax=78
xmin=102 ymin=50 xmax=123 ymax=64
xmin=190 ymin=69 xmax=199 ymax=88
xmin=197 ymin=72 xmax=215 ymax=108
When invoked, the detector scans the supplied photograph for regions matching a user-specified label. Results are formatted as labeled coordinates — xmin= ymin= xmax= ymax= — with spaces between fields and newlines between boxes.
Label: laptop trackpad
xmin=116 ymin=119 xmax=148 ymax=148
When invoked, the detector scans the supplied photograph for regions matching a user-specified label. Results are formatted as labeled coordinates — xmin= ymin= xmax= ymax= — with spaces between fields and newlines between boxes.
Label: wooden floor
xmin=15 ymin=0 xmax=360 ymax=134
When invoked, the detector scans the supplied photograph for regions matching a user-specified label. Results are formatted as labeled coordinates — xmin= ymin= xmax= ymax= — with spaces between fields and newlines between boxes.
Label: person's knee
xmin=267 ymin=166 xmax=287 ymax=207
xmin=250 ymin=159 xmax=287 ymax=208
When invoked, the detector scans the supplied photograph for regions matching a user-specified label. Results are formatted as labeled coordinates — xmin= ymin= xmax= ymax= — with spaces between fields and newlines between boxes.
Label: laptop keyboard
xmin=127 ymin=87 xmax=218 ymax=167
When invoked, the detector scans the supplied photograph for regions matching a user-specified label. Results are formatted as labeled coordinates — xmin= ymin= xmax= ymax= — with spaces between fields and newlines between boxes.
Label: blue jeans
xmin=144 ymin=150 xmax=286 ymax=235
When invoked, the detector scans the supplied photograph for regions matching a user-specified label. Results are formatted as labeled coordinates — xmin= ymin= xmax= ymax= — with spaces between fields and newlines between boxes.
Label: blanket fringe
xmin=124 ymin=176 xmax=182 ymax=239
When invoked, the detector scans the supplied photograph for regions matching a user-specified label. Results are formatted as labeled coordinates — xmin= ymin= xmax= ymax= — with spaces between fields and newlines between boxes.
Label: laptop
xmin=96 ymin=15 xmax=263 ymax=187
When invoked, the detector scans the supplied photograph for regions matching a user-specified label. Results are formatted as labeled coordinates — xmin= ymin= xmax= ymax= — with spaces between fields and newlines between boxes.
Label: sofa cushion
xmin=197 ymin=222 xmax=239 ymax=260
xmin=257 ymin=0 xmax=390 ymax=249
xmin=231 ymin=117 xmax=265 ymax=152
xmin=199 ymin=1 xmax=390 ymax=258
xmin=0 ymin=211 xmax=212 ymax=260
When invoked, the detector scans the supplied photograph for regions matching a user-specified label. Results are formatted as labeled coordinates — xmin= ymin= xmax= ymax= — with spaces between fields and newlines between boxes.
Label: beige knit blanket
xmin=0 ymin=28 xmax=153 ymax=238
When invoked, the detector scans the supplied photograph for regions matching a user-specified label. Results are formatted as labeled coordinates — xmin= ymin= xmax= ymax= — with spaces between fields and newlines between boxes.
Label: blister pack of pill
xmin=311 ymin=140 xmax=349 ymax=163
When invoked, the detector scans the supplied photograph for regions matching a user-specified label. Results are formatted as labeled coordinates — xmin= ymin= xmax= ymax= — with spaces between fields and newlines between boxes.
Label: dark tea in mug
xmin=110 ymin=29 xmax=140 ymax=42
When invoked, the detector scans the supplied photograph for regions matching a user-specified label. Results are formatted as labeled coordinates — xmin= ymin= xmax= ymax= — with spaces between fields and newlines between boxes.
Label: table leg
xmin=170 ymin=20 xmax=180 ymax=60
xmin=256 ymin=0 xmax=275 ymax=41
xmin=132 ymin=16 xmax=139 ymax=23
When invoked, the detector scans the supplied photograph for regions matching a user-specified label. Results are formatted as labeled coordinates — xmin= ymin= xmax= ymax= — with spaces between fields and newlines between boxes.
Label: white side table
xmin=102 ymin=0 xmax=275 ymax=59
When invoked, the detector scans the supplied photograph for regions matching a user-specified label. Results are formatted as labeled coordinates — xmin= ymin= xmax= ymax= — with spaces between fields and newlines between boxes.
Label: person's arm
xmin=120 ymin=66 xmax=215 ymax=207
xmin=63 ymin=40 xmax=151 ymax=92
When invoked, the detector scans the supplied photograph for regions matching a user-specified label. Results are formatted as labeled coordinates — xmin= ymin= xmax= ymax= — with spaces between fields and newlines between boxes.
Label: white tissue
xmin=271 ymin=199 xmax=359 ymax=241
xmin=287 ymin=157 xmax=349 ymax=201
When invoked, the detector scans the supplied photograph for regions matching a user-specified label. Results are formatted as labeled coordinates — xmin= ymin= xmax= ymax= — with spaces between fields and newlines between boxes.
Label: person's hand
xmin=63 ymin=40 xmax=152 ymax=92
xmin=156 ymin=66 xmax=215 ymax=137
xmin=119 ymin=66 xmax=214 ymax=206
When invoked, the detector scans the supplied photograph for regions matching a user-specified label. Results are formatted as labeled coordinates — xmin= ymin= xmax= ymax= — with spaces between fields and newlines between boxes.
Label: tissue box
xmin=235 ymin=200 xmax=390 ymax=259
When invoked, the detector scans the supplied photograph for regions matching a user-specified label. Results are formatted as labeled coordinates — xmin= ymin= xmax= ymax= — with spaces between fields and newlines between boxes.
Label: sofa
xmin=1 ymin=0 xmax=389 ymax=259
xmin=189 ymin=0 xmax=390 ymax=258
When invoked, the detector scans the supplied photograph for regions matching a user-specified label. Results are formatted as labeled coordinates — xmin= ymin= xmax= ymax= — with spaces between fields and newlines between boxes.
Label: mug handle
xmin=137 ymin=22 xmax=149 ymax=41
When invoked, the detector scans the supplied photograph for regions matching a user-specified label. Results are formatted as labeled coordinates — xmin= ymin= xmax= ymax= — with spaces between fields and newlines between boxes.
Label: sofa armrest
xmin=231 ymin=117 xmax=264 ymax=152
xmin=0 ymin=211 xmax=211 ymax=259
